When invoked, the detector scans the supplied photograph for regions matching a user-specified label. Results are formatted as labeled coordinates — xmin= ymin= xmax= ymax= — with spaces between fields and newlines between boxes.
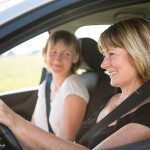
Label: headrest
xmin=79 ymin=38 xmax=104 ymax=72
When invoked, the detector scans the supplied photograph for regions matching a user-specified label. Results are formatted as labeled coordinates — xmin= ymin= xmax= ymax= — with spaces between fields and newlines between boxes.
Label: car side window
xmin=0 ymin=32 xmax=49 ymax=93
xmin=75 ymin=25 xmax=110 ymax=42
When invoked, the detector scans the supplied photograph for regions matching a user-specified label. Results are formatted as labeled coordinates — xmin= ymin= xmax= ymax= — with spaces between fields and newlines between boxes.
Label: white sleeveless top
xmin=33 ymin=74 xmax=89 ymax=135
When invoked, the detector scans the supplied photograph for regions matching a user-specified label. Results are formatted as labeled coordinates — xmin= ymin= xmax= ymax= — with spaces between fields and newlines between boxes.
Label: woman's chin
xmin=110 ymin=80 xmax=119 ymax=88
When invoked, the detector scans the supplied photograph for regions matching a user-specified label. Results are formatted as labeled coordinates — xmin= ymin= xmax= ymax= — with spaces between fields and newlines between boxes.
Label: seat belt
xmin=45 ymin=73 xmax=54 ymax=133
xmin=78 ymin=80 xmax=150 ymax=145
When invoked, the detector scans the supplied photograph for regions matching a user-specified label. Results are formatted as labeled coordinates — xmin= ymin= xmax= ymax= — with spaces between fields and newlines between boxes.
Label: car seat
xmin=78 ymin=38 xmax=116 ymax=121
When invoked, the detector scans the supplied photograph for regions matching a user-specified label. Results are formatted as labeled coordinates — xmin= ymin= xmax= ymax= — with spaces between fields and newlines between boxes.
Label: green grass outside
xmin=0 ymin=53 xmax=43 ymax=92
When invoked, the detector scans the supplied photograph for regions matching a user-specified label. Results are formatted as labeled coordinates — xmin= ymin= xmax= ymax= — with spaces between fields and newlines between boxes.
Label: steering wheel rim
xmin=0 ymin=124 xmax=22 ymax=150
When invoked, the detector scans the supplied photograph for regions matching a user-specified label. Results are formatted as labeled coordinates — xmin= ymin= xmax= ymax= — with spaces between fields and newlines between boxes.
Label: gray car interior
xmin=78 ymin=38 xmax=115 ymax=121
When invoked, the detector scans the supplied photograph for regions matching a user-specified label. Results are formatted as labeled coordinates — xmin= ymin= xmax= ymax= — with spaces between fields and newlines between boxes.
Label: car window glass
xmin=75 ymin=25 xmax=110 ymax=74
xmin=0 ymin=32 xmax=49 ymax=93
xmin=75 ymin=25 xmax=110 ymax=42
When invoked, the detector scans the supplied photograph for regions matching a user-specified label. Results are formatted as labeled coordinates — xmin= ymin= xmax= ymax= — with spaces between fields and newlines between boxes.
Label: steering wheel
xmin=0 ymin=124 xmax=22 ymax=150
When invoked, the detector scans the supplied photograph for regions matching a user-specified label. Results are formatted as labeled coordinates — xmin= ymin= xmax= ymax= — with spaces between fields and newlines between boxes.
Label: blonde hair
xmin=43 ymin=30 xmax=81 ymax=73
xmin=99 ymin=18 xmax=150 ymax=82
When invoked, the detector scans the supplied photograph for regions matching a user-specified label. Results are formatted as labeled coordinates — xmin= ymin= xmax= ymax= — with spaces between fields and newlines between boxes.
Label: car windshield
xmin=0 ymin=0 xmax=55 ymax=25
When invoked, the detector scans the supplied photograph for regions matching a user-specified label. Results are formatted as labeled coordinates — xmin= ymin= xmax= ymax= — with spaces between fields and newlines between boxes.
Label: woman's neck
xmin=53 ymin=73 xmax=72 ymax=90
xmin=119 ymin=79 xmax=143 ymax=104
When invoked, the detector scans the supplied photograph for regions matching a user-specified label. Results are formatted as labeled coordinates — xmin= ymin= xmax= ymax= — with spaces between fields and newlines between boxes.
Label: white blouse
xmin=33 ymin=74 xmax=89 ymax=135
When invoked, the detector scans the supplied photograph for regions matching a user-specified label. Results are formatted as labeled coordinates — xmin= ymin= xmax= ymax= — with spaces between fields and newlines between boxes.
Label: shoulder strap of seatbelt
xmin=45 ymin=73 xmax=54 ymax=133
xmin=79 ymin=80 xmax=150 ymax=141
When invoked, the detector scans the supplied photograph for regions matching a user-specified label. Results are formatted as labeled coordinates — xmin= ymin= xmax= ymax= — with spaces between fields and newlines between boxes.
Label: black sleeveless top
xmin=75 ymin=102 xmax=150 ymax=149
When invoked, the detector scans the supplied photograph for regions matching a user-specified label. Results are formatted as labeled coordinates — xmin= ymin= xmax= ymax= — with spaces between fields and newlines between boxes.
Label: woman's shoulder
xmin=64 ymin=74 xmax=86 ymax=88
xmin=133 ymin=97 xmax=150 ymax=115
xmin=66 ymin=74 xmax=82 ymax=82
xmin=128 ymin=102 xmax=150 ymax=127
xmin=62 ymin=74 xmax=90 ymax=103
xmin=134 ymin=101 xmax=150 ymax=115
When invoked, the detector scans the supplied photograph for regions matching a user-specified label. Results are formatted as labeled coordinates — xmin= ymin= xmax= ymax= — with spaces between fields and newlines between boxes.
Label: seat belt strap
xmin=45 ymin=73 xmax=54 ymax=133
xmin=79 ymin=80 xmax=150 ymax=141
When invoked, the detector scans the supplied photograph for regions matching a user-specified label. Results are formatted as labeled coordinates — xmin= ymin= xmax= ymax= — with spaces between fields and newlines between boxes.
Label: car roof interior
xmin=50 ymin=3 xmax=150 ymax=33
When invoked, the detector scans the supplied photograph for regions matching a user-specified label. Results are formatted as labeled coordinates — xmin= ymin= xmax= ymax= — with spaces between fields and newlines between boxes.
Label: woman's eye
xmin=51 ymin=51 xmax=57 ymax=54
xmin=65 ymin=52 xmax=71 ymax=56
xmin=66 ymin=53 xmax=70 ymax=56
xmin=109 ymin=52 xmax=114 ymax=56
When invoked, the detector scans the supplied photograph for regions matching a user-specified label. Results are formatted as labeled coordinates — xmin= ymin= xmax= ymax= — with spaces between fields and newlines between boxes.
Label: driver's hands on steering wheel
xmin=0 ymin=100 xmax=22 ymax=150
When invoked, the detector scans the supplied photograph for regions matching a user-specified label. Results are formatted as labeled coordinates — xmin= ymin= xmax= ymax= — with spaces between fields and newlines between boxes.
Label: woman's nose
xmin=55 ymin=53 xmax=62 ymax=60
xmin=100 ymin=56 xmax=110 ymax=69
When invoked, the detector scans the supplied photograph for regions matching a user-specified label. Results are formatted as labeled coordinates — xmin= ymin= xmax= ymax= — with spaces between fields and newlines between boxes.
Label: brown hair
xmin=99 ymin=18 xmax=150 ymax=82
xmin=43 ymin=30 xmax=81 ymax=73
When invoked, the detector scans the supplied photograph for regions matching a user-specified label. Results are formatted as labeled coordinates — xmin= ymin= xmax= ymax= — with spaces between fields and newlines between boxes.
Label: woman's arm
xmin=94 ymin=123 xmax=150 ymax=150
xmin=0 ymin=100 xmax=88 ymax=150
xmin=62 ymin=95 xmax=87 ymax=141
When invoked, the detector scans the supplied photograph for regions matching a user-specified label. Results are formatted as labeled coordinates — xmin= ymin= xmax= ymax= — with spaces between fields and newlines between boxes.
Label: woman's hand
xmin=0 ymin=100 xmax=18 ymax=129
